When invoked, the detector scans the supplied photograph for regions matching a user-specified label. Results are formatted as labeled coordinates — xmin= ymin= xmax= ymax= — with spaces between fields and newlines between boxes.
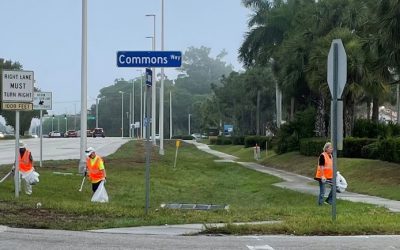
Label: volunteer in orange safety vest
xmin=18 ymin=141 xmax=34 ymax=195
xmin=85 ymin=147 xmax=106 ymax=193
xmin=314 ymin=142 xmax=333 ymax=205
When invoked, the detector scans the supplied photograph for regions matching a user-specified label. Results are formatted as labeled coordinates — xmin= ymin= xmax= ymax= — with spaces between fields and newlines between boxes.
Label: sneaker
xmin=324 ymin=201 xmax=331 ymax=205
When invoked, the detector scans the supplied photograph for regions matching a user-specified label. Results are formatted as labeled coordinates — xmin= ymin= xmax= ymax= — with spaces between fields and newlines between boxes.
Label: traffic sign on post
xmin=145 ymin=68 xmax=152 ymax=87
xmin=117 ymin=51 xmax=182 ymax=68
xmin=33 ymin=92 xmax=52 ymax=110
xmin=2 ymin=70 xmax=34 ymax=103
xmin=327 ymin=39 xmax=347 ymax=99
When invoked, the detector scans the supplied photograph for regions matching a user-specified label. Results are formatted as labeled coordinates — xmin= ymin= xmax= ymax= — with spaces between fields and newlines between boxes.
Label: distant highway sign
xmin=33 ymin=92 xmax=52 ymax=110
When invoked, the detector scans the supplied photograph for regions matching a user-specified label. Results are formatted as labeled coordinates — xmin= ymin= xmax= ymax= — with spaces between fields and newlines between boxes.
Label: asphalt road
xmin=0 ymin=226 xmax=399 ymax=250
xmin=0 ymin=137 xmax=128 ymax=166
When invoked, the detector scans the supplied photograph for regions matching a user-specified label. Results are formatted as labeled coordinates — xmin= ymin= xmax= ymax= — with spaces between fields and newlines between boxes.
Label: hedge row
xmin=171 ymin=135 xmax=195 ymax=140
xmin=299 ymin=137 xmax=378 ymax=157
xmin=209 ymin=135 xmax=273 ymax=150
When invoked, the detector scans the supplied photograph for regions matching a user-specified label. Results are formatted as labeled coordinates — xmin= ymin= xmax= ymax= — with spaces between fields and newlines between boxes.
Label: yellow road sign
xmin=2 ymin=102 xmax=33 ymax=111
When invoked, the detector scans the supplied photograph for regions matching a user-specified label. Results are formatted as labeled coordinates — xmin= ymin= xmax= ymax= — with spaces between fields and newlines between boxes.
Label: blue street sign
xmin=117 ymin=51 xmax=182 ymax=68
xmin=145 ymin=68 xmax=152 ymax=87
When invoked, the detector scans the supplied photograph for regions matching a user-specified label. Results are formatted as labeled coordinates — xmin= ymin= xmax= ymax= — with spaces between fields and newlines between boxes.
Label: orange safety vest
xmin=315 ymin=152 xmax=333 ymax=179
xmin=19 ymin=149 xmax=33 ymax=173
xmin=86 ymin=155 xmax=105 ymax=183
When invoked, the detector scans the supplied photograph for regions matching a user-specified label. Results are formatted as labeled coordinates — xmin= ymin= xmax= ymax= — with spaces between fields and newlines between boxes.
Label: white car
xmin=0 ymin=132 xmax=4 ymax=138
xmin=49 ymin=131 xmax=61 ymax=138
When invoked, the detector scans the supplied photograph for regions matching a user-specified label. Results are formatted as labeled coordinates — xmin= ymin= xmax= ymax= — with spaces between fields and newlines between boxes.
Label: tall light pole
xmin=146 ymin=14 xmax=156 ymax=146
xmin=119 ymin=91 xmax=125 ymax=138
xmin=79 ymin=0 xmax=88 ymax=174
xmin=96 ymin=98 xmax=99 ymax=128
xmin=137 ymin=69 xmax=144 ymax=138
xmin=64 ymin=114 xmax=68 ymax=132
xmin=188 ymin=113 xmax=191 ymax=135
xmin=170 ymin=91 xmax=172 ymax=139
xmin=131 ymin=80 xmax=135 ymax=138
xmin=129 ymin=92 xmax=132 ymax=138
xmin=51 ymin=115 xmax=54 ymax=132
xmin=159 ymin=0 xmax=165 ymax=155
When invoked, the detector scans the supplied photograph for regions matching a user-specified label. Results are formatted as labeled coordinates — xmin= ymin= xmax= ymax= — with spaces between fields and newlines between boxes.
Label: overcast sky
xmin=1 ymin=0 xmax=251 ymax=115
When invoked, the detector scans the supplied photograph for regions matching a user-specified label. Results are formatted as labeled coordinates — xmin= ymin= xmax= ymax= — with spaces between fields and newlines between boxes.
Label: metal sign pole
xmin=14 ymin=111 xmax=20 ymax=198
xmin=40 ymin=110 xmax=43 ymax=167
xmin=145 ymin=85 xmax=151 ymax=215
xmin=332 ymin=43 xmax=338 ymax=221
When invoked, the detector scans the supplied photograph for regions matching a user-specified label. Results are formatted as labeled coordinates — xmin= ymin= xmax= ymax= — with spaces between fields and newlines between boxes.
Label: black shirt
xmin=319 ymin=153 xmax=332 ymax=166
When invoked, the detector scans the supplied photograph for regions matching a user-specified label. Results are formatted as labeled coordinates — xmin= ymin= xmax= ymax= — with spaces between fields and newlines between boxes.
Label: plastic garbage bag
xmin=336 ymin=171 xmax=348 ymax=193
xmin=91 ymin=180 xmax=108 ymax=203
xmin=21 ymin=170 xmax=40 ymax=185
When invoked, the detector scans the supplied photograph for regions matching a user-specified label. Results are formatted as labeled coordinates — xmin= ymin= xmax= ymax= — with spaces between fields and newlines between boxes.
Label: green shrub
xmin=216 ymin=136 xmax=232 ymax=145
xmin=342 ymin=137 xmax=377 ymax=158
xmin=361 ymin=142 xmax=380 ymax=159
xmin=231 ymin=136 xmax=245 ymax=145
xmin=377 ymin=138 xmax=400 ymax=163
xmin=171 ymin=135 xmax=194 ymax=140
xmin=353 ymin=119 xmax=400 ymax=138
xmin=299 ymin=138 xmax=327 ymax=156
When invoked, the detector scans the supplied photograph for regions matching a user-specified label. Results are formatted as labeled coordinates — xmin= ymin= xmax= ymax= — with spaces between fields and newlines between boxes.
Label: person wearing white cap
xmin=18 ymin=141 xmax=34 ymax=195
xmin=85 ymin=147 xmax=106 ymax=193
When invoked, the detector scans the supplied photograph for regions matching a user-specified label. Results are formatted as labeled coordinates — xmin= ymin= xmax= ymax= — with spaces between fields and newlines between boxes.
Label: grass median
xmin=0 ymin=141 xmax=400 ymax=235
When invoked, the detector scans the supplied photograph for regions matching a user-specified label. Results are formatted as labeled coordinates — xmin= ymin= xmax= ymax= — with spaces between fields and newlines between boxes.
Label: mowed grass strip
xmin=212 ymin=144 xmax=400 ymax=201
xmin=0 ymin=141 xmax=400 ymax=235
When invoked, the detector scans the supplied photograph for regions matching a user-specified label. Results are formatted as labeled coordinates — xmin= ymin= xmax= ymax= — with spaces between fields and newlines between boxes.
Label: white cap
xmin=85 ymin=147 xmax=95 ymax=156
xmin=19 ymin=141 xmax=27 ymax=148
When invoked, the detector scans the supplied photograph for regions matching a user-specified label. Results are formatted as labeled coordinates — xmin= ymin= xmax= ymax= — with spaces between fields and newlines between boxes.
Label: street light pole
xmin=52 ymin=115 xmax=54 ymax=132
xmin=129 ymin=92 xmax=132 ymax=138
xmin=159 ymin=0 xmax=165 ymax=155
xmin=146 ymin=14 xmax=156 ymax=146
xmin=132 ymin=80 xmax=135 ymax=138
xmin=96 ymin=98 xmax=99 ymax=128
xmin=65 ymin=115 xmax=68 ymax=132
xmin=137 ymin=70 xmax=143 ymax=138
xmin=170 ymin=91 xmax=172 ymax=139
xmin=188 ymin=113 xmax=191 ymax=135
xmin=119 ymin=91 xmax=124 ymax=138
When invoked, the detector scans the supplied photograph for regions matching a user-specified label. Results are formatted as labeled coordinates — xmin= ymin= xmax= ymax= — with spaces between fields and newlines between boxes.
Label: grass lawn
xmin=0 ymin=141 xmax=400 ymax=235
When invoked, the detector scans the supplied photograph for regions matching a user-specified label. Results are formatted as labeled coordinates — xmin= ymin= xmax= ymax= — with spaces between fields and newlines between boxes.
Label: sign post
xmin=2 ymin=70 xmax=34 ymax=198
xmin=117 ymin=52 xmax=182 ymax=214
xmin=327 ymin=39 xmax=347 ymax=221
xmin=33 ymin=92 xmax=53 ymax=168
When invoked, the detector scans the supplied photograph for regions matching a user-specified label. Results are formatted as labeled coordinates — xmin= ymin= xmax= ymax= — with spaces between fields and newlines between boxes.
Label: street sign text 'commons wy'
xmin=117 ymin=51 xmax=182 ymax=68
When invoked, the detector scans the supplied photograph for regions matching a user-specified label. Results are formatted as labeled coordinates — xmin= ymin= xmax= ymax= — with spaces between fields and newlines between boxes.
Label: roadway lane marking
xmin=246 ymin=245 xmax=275 ymax=250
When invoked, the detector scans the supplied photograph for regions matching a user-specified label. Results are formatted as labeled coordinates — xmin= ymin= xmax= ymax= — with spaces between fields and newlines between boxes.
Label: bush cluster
xmin=353 ymin=119 xmax=400 ymax=138
xmin=171 ymin=135 xmax=194 ymax=140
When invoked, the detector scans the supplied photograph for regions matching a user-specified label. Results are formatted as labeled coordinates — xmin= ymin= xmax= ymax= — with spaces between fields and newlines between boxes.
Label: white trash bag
xmin=91 ymin=180 xmax=108 ymax=203
xmin=336 ymin=171 xmax=348 ymax=193
xmin=21 ymin=170 xmax=40 ymax=185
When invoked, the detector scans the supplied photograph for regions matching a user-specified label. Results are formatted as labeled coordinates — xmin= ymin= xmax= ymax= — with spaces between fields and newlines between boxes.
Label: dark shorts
xmin=92 ymin=181 xmax=101 ymax=193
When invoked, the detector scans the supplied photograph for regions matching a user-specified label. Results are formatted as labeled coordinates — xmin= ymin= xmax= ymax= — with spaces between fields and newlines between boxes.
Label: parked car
xmin=92 ymin=128 xmax=105 ymax=138
xmin=150 ymin=134 xmax=160 ymax=140
xmin=49 ymin=131 xmax=61 ymax=138
xmin=0 ymin=132 xmax=4 ymax=138
xmin=65 ymin=130 xmax=78 ymax=137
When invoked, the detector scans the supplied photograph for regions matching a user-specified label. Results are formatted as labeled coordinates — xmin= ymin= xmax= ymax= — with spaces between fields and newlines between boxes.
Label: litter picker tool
xmin=0 ymin=166 xmax=14 ymax=183
xmin=78 ymin=175 xmax=86 ymax=192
